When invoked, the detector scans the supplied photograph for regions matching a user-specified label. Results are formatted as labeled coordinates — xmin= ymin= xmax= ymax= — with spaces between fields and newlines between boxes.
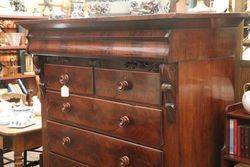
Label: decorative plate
xmin=85 ymin=0 xmax=129 ymax=16
xmin=129 ymin=0 xmax=171 ymax=15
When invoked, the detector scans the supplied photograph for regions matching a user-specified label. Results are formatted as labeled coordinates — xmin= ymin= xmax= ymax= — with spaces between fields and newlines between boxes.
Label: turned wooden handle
xmin=62 ymin=137 xmax=71 ymax=146
xmin=161 ymin=83 xmax=172 ymax=92
xmin=119 ymin=156 xmax=130 ymax=167
xmin=165 ymin=103 xmax=176 ymax=123
xmin=117 ymin=81 xmax=132 ymax=92
xmin=61 ymin=102 xmax=71 ymax=113
xmin=59 ymin=74 xmax=69 ymax=85
xmin=119 ymin=116 xmax=130 ymax=128
xmin=38 ymin=82 xmax=46 ymax=98
xmin=34 ymin=67 xmax=41 ymax=75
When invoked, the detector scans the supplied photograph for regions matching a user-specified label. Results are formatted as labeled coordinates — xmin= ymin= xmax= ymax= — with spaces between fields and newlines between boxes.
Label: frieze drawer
xmin=47 ymin=121 xmax=163 ymax=167
xmin=47 ymin=91 xmax=163 ymax=147
xmin=95 ymin=68 xmax=161 ymax=105
xmin=44 ymin=64 xmax=93 ymax=95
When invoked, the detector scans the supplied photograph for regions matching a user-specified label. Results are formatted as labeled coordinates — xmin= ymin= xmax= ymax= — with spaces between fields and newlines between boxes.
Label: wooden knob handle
xmin=119 ymin=116 xmax=130 ymax=127
xmin=161 ymin=83 xmax=172 ymax=92
xmin=62 ymin=137 xmax=71 ymax=146
xmin=165 ymin=103 xmax=176 ymax=123
xmin=165 ymin=103 xmax=175 ymax=110
xmin=120 ymin=156 xmax=130 ymax=167
xmin=61 ymin=102 xmax=71 ymax=113
xmin=117 ymin=81 xmax=132 ymax=92
xmin=38 ymin=82 xmax=45 ymax=98
xmin=59 ymin=74 xmax=69 ymax=85
xmin=34 ymin=68 xmax=41 ymax=75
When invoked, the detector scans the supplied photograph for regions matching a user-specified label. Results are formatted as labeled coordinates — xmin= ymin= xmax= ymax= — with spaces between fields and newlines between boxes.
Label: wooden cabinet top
xmin=17 ymin=13 xmax=248 ymax=61
xmin=18 ymin=13 xmax=249 ymax=30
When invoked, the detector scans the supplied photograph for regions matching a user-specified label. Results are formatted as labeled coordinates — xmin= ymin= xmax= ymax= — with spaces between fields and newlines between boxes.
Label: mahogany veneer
xmin=44 ymin=64 xmax=93 ymax=95
xmin=18 ymin=13 xmax=248 ymax=167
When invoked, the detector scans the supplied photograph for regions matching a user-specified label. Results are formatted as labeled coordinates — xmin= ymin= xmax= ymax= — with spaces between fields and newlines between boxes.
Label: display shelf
xmin=0 ymin=74 xmax=35 ymax=81
xmin=222 ymin=102 xmax=250 ymax=167
xmin=0 ymin=15 xmax=47 ymax=20
xmin=0 ymin=45 xmax=26 ymax=51
xmin=224 ymin=154 xmax=250 ymax=165
xmin=227 ymin=109 xmax=250 ymax=120
xmin=243 ymin=39 xmax=250 ymax=46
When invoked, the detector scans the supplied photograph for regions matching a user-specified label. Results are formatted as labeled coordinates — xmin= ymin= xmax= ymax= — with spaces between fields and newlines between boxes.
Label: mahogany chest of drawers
xmin=18 ymin=14 xmax=247 ymax=167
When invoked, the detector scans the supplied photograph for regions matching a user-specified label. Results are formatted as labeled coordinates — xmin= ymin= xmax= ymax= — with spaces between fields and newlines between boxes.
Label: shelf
xmin=0 ymin=74 xmax=35 ymax=81
xmin=0 ymin=45 xmax=27 ymax=51
xmin=243 ymin=39 xmax=250 ymax=46
xmin=224 ymin=154 xmax=250 ymax=164
xmin=0 ymin=15 xmax=47 ymax=20
xmin=227 ymin=109 xmax=250 ymax=120
xmin=243 ymin=41 xmax=250 ymax=46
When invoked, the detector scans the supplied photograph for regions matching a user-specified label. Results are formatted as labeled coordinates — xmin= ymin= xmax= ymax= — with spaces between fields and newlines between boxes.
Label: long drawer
xmin=95 ymin=68 xmax=161 ymax=105
xmin=47 ymin=91 xmax=163 ymax=147
xmin=44 ymin=64 xmax=93 ymax=95
xmin=47 ymin=121 xmax=163 ymax=167
xmin=49 ymin=152 xmax=88 ymax=167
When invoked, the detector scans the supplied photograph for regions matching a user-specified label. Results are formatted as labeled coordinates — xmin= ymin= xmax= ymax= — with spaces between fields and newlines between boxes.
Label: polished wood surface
xmin=165 ymin=58 xmax=234 ymax=167
xmin=169 ymin=28 xmax=239 ymax=62
xmin=44 ymin=64 xmax=93 ymax=95
xmin=47 ymin=91 xmax=163 ymax=147
xmin=48 ymin=153 xmax=88 ymax=167
xmin=18 ymin=13 xmax=249 ymax=30
xmin=221 ymin=102 xmax=250 ymax=166
xmin=17 ymin=14 xmax=248 ymax=60
xmin=95 ymin=68 xmax=161 ymax=105
xmin=18 ymin=14 xmax=246 ymax=167
xmin=47 ymin=121 xmax=163 ymax=167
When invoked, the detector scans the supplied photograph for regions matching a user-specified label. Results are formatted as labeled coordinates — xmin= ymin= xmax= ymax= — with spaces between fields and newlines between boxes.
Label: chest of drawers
xmin=18 ymin=14 xmax=247 ymax=167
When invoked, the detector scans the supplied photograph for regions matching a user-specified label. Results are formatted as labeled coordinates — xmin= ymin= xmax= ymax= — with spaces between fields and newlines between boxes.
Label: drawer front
xmin=95 ymin=68 xmax=161 ymax=105
xmin=47 ymin=91 xmax=163 ymax=147
xmin=47 ymin=121 xmax=163 ymax=167
xmin=44 ymin=64 xmax=93 ymax=95
xmin=49 ymin=152 xmax=88 ymax=167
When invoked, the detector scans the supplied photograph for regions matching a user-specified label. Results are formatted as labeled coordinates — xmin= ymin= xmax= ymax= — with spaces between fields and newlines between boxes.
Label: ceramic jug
xmin=242 ymin=83 xmax=250 ymax=113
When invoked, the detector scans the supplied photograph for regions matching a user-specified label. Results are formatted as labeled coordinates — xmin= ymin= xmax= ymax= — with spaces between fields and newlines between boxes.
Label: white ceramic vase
xmin=242 ymin=83 xmax=250 ymax=114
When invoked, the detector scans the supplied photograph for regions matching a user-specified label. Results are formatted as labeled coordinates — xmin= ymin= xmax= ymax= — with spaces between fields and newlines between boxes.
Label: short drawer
xmin=95 ymin=68 xmax=161 ymax=105
xmin=44 ymin=64 xmax=93 ymax=95
xmin=47 ymin=121 xmax=163 ymax=167
xmin=49 ymin=152 xmax=88 ymax=167
xmin=47 ymin=91 xmax=163 ymax=147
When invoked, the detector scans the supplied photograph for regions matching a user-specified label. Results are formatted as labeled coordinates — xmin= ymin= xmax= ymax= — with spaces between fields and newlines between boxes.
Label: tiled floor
xmin=3 ymin=150 xmax=41 ymax=167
